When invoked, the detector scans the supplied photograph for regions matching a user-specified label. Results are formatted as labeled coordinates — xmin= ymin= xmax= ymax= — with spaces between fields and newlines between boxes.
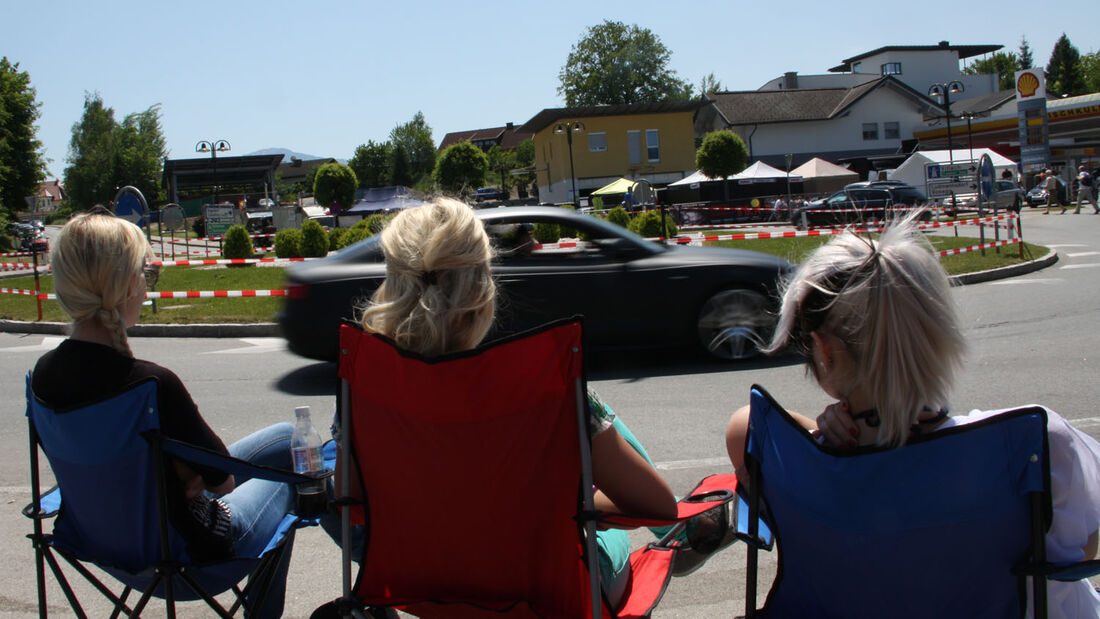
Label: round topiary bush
xmin=627 ymin=210 xmax=678 ymax=239
xmin=606 ymin=206 xmax=631 ymax=229
xmin=223 ymin=224 xmax=254 ymax=259
xmin=300 ymin=220 xmax=329 ymax=258
xmin=274 ymin=229 xmax=302 ymax=258
xmin=365 ymin=213 xmax=391 ymax=234
xmin=532 ymin=222 xmax=560 ymax=244
xmin=328 ymin=227 xmax=347 ymax=252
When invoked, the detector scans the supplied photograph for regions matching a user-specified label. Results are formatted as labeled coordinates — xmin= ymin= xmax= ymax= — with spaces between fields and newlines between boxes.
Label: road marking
xmin=990 ymin=278 xmax=1062 ymax=285
xmin=1059 ymin=263 xmax=1100 ymax=270
xmin=1067 ymin=252 xmax=1100 ymax=258
xmin=1046 ymin=244 xmax=1089 ymax=248
xmin=0 ymin=336 xmax=64 ymax=353
xmin=201 ymin=338 xmax=287 ymax=355
xmin=655 ymin=456 xmax=730 ymax=471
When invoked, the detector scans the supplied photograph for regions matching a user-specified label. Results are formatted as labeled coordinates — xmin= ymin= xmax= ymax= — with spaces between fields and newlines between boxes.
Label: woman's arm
xmin=591 ymin=426 xmax=676 ymax=521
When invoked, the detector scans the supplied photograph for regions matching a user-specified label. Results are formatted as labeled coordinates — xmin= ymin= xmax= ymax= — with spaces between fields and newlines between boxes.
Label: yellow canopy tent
xmin=591 ymin=178 xmax=638 ymax=196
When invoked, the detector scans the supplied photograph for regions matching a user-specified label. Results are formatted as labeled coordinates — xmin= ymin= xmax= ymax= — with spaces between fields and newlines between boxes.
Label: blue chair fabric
xmin=25 ymin=374 xmax=310 ymax=617
xmin=743 ymin=384 xmax=1052 ymax=619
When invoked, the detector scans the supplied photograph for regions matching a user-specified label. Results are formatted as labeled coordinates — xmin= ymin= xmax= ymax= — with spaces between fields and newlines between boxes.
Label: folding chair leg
xmin=34 ymin=540 xmax=47 ymax=618
xmin=40 ymin=546 xmax=89 ymax=619
xmin=107 ymin=587 xmax=131 ymax=619
xmin=175 ymin=569 xmax=234 ymax=618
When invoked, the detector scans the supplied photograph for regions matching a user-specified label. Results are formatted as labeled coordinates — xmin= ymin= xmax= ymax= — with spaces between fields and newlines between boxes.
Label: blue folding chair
xmin=24 ymin=375 xmax=316 ymax=618
xmin=741 ymin=384 xmax=1100 ymax=619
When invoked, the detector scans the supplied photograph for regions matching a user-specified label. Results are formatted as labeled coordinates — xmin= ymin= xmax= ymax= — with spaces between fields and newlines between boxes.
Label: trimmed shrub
xmin=366 ymin=213 xmax=392 ymax=234
xmin=223 ymin=224 xmax=254 ymax=259
xmin=532 ymin=222 xmax=560 ymax=244
xmin=328 ymin=227 xmax=347 ymax=252
xmin=606 ymin=206 xmax=631 ymax=228
xmin=274 ymin=229 xmax=302 ymax=258
xmin=300 ymin=220 xmax=329 ymax=257
xmin=337 ymin=225 xmax=372 ymax=249
xmin=313 ymin=162 xmax=358 ymax=210
xmin=627 ymin=210 xmax=678 ymax=239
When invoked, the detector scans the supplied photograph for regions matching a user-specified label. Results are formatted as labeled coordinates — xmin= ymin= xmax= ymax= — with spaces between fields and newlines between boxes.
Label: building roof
xmin=519 ymin=100 xmax=706 ymax=134
xmin=437 ymin=124 xmax=532 ymax=151
xmin=36 ymin=179 xmax=65 ymax=201
xmin=276 ymin=157 xmax=336 ymax=182
xmin=162 ymin=154 xmax=284 ymax=188
xmin=828 ymin=42 xmax=1003 ymax=73
xmin=705 ymin=76 xmax=936 ymax=126
xmin=945 ymin=89 xmax=1019 ymax=117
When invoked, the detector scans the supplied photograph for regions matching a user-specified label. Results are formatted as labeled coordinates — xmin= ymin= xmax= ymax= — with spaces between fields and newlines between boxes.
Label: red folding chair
xmin=322 ymin=317 xmax=737 ymax=618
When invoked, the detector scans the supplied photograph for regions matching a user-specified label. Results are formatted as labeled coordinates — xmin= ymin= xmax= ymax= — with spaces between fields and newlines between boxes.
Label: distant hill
xmin=246 ymin=147 xmax=326 ymax=162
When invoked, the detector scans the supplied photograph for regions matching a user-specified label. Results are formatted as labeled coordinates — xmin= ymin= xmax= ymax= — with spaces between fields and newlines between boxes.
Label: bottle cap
xmin=295 ymin=405 xmax=310 ymax=418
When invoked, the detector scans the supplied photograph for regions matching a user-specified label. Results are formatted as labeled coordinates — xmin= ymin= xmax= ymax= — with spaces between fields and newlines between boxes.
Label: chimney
xmin=783 ymin=72 xmax=799 ymax=89
xmin=938 ymin=40 xmax=949 ymax=48
xmin=506 ymin=122 xmax=514 ymax=129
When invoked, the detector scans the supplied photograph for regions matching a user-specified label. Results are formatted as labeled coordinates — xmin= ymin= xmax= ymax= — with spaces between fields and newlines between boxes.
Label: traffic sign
xmin=978 ymin=154 xmax=995 ymax=200
xmin=927 ymin=180 xmax=977 ymax=197
xmin=114 ymin=186 xmax=148 ymax=228
xmin=926 ymin=162 xmax=977 ymax=180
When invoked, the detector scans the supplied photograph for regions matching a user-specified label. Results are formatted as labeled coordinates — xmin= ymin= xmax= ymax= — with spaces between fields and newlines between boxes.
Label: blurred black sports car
xmin=279 ymin=206 xmax=792 ymax=361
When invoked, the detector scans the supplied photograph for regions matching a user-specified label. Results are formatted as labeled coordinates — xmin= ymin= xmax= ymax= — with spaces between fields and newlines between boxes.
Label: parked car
xmin=790 ymin=182 xmax=929 ymax=227
xmin=279 ymin=206 xmax=792 ymax=362
xmin=944 ymin=180 xmax=1026 ymax=212
xmin=1025 ymin=176 xmax=1069 ymax=207
xmin=7 ymin=222 xmax=46 ymax=251
xmin=474 ymin=187 xmax=504 ymax=202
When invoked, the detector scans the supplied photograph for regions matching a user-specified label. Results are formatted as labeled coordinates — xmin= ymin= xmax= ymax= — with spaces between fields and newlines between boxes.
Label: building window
xmin=645 ymin=129 xmax=660 ymax=162
xmin=588 ymin=132 xmax=607 ymax=152
xmin=884 ymin=121 xmax=900 ymax=139
xmin=881 ymin=62 xmax=902 ymax=75
xmin=852 ymin=61 xmax=862 ymax=73
xmin=862 ymin=123 xmax=879 ymax=140
xmin=627 ymin=130 xmax=642 ymax=165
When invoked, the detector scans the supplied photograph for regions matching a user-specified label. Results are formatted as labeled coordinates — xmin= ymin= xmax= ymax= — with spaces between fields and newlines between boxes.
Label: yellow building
xmin=519 ymin=102 xmax=704 ymax=204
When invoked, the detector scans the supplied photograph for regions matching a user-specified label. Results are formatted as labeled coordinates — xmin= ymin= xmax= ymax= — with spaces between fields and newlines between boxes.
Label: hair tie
xmin=420 ymin=270 xmax=438 ymax=286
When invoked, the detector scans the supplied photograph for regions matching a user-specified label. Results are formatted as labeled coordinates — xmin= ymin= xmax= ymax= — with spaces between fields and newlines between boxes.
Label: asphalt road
xmin=1 ymin=210 xmax=1098 ymax=616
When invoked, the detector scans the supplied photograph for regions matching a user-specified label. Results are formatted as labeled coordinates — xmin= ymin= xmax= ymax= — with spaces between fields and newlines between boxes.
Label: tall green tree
xmin=348 ymin=140 xmax=392 ymax=188
xmin=513 ymin=138 xmax=536 ymax=196
xmin=963 ymin=52 xmax=1020 ymax=91
xmin=0 ymin=57 xmax=46 ymax=217
xmin=1082 ymin=51 xmax=1100 ymax=94
xmin=558 ymin=20 xmax=693 ymax=106
xmin=63 ymin=93 xmax=167 ymax=210
xmin=486 ymin=145 xmax=516 ymax=195
xmin=389 ymin=111 xmax=436 ymax=182
xmin=313 ymin=161 xmax=358 ymax=210
xmin=695 ymin=130 xmax=748 ymax=203
xmin=1018 ymin=36 xmax=1035 ymax=70
xmin=433 ymin=141 xmax=488 ymax=196
xmin=698 ymin=73 xmax=724 ymax=95
xmin=389 ymin=143 xmax=413 ymax=187
xmin=1046 ymin=34 xmax=1087 ymax=97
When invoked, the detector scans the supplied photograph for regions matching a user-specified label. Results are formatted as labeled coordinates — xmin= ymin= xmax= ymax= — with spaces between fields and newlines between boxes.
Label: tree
xmin=698 ymin=72 xmax=724 ymax=95
xmin=1019 ymin=36 xmax=1035 ymax=70
xmin=558 ymin=20 xmax=693 ymax=106
xmin=513 ymin=138 xmax=536 ymax=196
xmin=1082 ymin=51 xmax=1100 ymax=95
xmin=63 ymin=93 xmax=167 ymax=210
xmin=1046 ymin=34 xmax=1087 ymax=97
xmin=348 ymin=140 xmax=392 ymax=188
xmin=963 ymin=52 xmax=1020 ymax=91
xmin=312 ymin=162 xmax=358 ymax=210
xmin=433 ymin=141 xmax=488 ymax=196
xmin=486 ymin=145 xmax=516 ymax=196
xmin=389 ymin=112 xmax=436 ymax=182
xmin=389 ymin=142 xmax=413 ymax=187
xmin=695 ymin=130 xmax=748 ymax=203
xmin=0 ymin=57 xmax=46 ymax=218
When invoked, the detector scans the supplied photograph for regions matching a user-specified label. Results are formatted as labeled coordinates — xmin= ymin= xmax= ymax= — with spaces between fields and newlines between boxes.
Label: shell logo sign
xmin=1015 ymin=69 xmax=1046 ymax=101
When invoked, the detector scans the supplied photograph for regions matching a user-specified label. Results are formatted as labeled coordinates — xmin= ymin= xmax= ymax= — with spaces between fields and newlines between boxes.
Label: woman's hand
xmin=173 ymin=460 xmax=205 ymax=499
xmin=814 ymin=400 xmax=859 ymax=448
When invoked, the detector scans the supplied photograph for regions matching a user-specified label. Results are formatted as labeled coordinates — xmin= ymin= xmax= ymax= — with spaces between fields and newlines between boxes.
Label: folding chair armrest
xmin=22 ymin=485 xmax=61 ymax=520
xmin=158 ymin=436 xmax=329 ymax=486
xmin=1014 ymin=558 xmax=1100 ymax=582
xmin=599 ymin=473 xmax=738 ymax=529
xmin=733 ymin=488 xmax=774 ymax=551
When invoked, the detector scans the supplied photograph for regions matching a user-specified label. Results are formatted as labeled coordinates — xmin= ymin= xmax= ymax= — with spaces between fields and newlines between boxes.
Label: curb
xmin=0 ymin=248 xmax=1060 ymax=339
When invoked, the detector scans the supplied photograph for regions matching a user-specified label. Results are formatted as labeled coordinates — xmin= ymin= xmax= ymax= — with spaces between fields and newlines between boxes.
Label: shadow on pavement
xmin=275 ymin=361 xmax=338 ymax=396
xmin=587 ymin=349 xmax=804 ymax=381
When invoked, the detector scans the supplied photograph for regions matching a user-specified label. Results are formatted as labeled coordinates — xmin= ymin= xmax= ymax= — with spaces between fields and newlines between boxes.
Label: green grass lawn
xmin=0 ymin=234 xmax=1049 ymax=323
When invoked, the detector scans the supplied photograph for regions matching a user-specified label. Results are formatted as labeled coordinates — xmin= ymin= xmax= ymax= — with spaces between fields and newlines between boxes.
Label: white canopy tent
xmin=887 ymin=149 xmax=1017 ymax=192
xmin=790 ymin=157 xmax=859 ymax=194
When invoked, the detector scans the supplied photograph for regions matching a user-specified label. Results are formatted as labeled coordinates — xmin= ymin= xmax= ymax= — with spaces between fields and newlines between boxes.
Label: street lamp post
xmin=960 ymin=113 xmax=977 ymax=164
xmin=553 ymin=121 xmax=585 ymax=206
xmin=927 ymin=81 xmax=964 ymax=164
xmin=195 ymin=140 xmax=231 ymax=205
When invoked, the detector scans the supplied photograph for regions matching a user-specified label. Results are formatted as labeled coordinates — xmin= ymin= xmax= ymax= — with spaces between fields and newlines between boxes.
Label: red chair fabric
xmin=334 ymin=319 xmax=737 ymax=618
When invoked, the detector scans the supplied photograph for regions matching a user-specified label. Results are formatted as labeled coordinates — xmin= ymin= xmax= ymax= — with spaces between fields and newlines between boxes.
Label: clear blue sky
xmin=7 ymin=0 xmax=1097 ymax=179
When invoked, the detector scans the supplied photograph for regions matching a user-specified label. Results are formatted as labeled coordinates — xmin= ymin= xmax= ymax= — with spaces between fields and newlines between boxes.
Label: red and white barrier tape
xmin=26 ymin=289 xmax=290 ymax=300
xmin=0 ymin=263 xmax=48 ymax=272
xmin=0 ymin=251 xmax=35 ymax=257
xmin=0 ymin=287 xmax=38 ymax=296
xmin=151 ymin=257 xmax=315 ymax=267
xmin=937 ymin=238 xmax=1020 ymax=257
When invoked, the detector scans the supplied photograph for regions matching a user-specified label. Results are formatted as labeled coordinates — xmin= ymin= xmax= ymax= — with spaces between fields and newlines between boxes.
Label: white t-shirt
xmin=943 ymin=407 xmax=1100 ymax=618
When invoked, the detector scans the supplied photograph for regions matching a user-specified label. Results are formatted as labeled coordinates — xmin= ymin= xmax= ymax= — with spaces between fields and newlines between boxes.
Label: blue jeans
xmin=219 ymin=422 xmax=297 ymax=619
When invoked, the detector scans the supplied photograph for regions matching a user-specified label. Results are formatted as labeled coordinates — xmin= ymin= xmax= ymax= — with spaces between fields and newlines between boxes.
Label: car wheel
xmin=697 ymin=289 xmax=772 ymax=360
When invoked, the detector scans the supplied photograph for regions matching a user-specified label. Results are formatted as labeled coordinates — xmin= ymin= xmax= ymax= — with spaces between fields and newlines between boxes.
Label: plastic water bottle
xmin=290 ymin=405 xmax=326 ymax=516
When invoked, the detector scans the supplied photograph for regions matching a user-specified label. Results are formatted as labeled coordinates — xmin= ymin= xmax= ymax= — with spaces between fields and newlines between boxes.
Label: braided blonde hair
xmin=359 ymin=198 xmax=495 ymax=356
xmin=52 ymin=211 xmax=152 ymax=356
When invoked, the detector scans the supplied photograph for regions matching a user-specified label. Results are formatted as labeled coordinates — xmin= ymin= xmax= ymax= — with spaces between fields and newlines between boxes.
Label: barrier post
xmin=31 ymin=241 xmax=43 ymax=321
xmin=978 ymin=201 xmax=986 ymax=257
xmin=1018 ymin=212 xmax=1025 ymax=259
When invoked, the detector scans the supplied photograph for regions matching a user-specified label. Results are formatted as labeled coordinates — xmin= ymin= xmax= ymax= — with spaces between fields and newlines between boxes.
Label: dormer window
xmin=881 ymin=62 xmax=902 ymax=75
